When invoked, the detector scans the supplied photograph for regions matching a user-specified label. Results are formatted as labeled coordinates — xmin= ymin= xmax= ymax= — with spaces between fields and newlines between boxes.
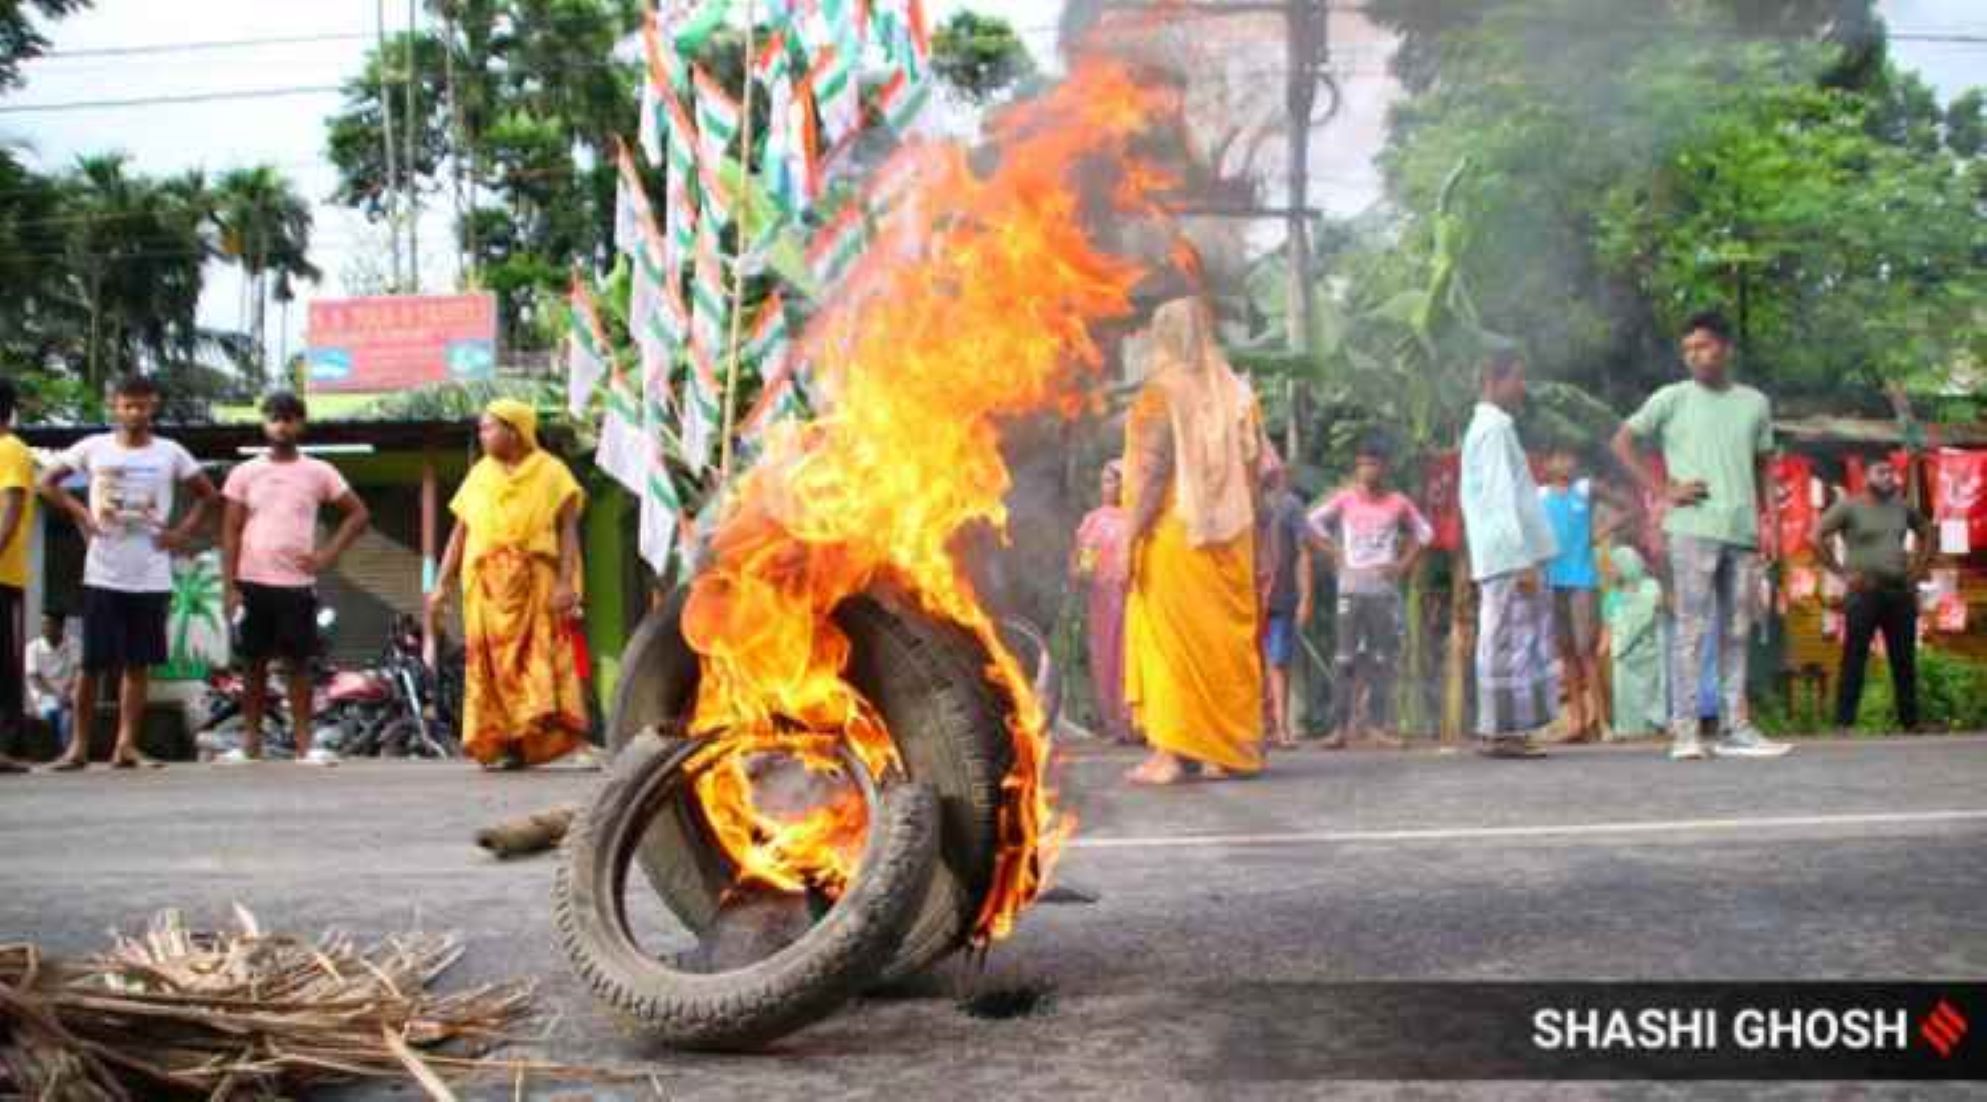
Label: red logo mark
xmin=1921 ymin=1000 xmax=1967 ymax=1058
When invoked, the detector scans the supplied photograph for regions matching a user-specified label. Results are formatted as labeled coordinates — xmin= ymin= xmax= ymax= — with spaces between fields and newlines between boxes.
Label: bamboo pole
xmin=717 ymin=1 xmax=759 ymax=485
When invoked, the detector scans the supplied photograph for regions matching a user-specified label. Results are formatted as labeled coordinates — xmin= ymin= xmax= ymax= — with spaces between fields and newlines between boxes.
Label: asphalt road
xmin=4 ymin=735 xmax=1984 ymax=1099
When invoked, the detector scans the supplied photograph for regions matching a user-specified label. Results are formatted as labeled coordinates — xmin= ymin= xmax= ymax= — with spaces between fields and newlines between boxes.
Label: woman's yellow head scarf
xmin=485 ymin=398 xmax=539 ymax=452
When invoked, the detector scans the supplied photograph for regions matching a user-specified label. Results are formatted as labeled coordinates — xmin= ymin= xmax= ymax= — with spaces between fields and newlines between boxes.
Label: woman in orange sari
xmin=427 ymin=399 xmax=590 ymax=769
xmin=1122 ymin=297 xmax=1267 ymax=785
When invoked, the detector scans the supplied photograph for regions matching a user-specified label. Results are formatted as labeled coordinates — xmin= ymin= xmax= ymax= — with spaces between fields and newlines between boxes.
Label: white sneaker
xmin=300 ymin=748 xmax=342 ymax=767
xmin=216 ymin=747 xmax=263 ymax=765
xmin=1668 ymin=725 xmax=1706 ymax=761
xmin=1712 ymin=726 xmax=1792 ymax=759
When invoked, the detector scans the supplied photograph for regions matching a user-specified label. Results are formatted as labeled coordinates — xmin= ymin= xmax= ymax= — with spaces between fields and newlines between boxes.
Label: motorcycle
xmin=195 ymin=608 xmax=392 ymax=760
xmin=338 ymin=615 xmax=464 ymax=759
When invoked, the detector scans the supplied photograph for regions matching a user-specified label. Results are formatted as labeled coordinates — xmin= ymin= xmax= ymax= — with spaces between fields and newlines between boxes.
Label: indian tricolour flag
xmin=680 ymin=333 xmax=723 ymax=474
xmin=806 ymin=204 xmax=868 ymax=289
xmin=665 ymin=161 xmax=696 ymax=278
xmin=741 ymin=293 xmax=789 ymax=368
xmin=752 ymin=26 xmax=791 ymax=86
xmin=804 ymin=44 xmax=860 ymax=157
xmin=740 ymin=305 xmax=803 ymax=445
xmin=638 ymin=378 xmax=687 ymax=578
xmin=657 ymin=264 xmax=692 ymax=348
xmin=565 ymin=273 xmax=611 ymax=418
xmin=764 ymin=72 xmax=823 ymax=220
xmin=875 ymin=68 xmax=932 ymax=137
xmin=644 ymin=9 xmax=688 ymax=92
xmin=874 ymin=0 xmax=931 ymax=80
xmin=661 ymin=73 xmax=698 ymax=179
xmin=690 ymin=224 xmax=729 ymax=354
xmin=630 ymin=217 xmax=674 ymax=388
xmin=692 ymin=65 xmax=740 ymax=170
xmin=612 ymin=138 xmax=658 ymax=263
xmin=697 ymin=151 xmax=734 ymax=228
xmin=595 ymin=364 xmax=647 ymax=495
xmin=639 ymin=462 xmax=688 ymax=579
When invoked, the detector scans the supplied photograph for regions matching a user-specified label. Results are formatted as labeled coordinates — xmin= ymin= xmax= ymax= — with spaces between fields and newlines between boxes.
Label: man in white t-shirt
xmin=26 ymin=610 xmax=80 ymax=754
xmin=39 ymin=374 xmax=218 ymax=770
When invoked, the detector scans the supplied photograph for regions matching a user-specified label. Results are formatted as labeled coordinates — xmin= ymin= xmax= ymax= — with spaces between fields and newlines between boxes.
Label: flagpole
xmin=718 ymin=0 xmax=758 ymax=485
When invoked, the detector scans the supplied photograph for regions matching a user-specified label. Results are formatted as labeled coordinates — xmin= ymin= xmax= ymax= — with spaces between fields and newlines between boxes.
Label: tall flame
xmin=681 ymin=59 xmax=1183 ymax=942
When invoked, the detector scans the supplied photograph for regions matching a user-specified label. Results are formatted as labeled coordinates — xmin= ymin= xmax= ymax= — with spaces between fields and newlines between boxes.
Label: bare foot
xmin=1203 ymin=764 xmax=1260 ymax=781
xmin=1317 ymin=732 xmax=1348 ymax=751
xmin=43 ymin=754 xmax=88 ymax=773
xmin=1125 ymin=752 xmax=1184 ymax=786
xmin=111 ymin=747 xmax=165 ymax=770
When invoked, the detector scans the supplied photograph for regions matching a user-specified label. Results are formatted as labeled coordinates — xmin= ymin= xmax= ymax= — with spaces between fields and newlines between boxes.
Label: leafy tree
xmin=1359 ymin=0 xmax=1983 ymax=414
xmin=57 ymin=155 xmax=216 ymax=389
xmin=324 ymin=29 xmax=455 ymax=223
xmin=213 ymin=166 xmax=320 ymax=389
xmin=1593 ymin=74 xmax=1985 ymax=398
xmin=0 ymin=0 xmax=90 ymax=90
xmin=932 ymin=11 xmax=1037 ymax=104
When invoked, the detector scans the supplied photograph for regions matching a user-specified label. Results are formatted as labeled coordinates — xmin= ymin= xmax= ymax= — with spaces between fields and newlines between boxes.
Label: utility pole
xmin=443 ymin=2 xmax=469 ymax=283
xmin=1283 ymin=0 xmax=1326 ymax=463
xmin=406 ymin=0 xmax=422 ymax=293
xmin=377 ymin=0 xmax=403 ymax=292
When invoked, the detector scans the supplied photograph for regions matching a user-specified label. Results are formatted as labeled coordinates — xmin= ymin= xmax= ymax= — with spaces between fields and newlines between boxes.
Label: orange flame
xmin=681 ymin=58 xmax=1183 ymax=943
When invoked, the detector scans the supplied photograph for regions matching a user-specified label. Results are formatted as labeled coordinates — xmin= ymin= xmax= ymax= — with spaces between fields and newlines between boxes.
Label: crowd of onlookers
xmin=0 ymin=375 xmax=595 ymax=774
xmin=1 ymin=305 xmax=1937 ymax=780
xmin=1073 ymin=306 xmax=1933 ymax=778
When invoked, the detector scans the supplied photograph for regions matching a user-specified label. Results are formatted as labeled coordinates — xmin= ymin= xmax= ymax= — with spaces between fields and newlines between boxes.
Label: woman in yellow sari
xmin=1122 ymin=297 xmax=1267 ymax=785
xmin=427 ymin=399 xmax=590 ymax=769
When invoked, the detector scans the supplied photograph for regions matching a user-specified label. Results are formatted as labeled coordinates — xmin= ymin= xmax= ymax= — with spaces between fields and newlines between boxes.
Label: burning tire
xmin=554 ymin=730 xmax=939 ymax=1051
xmin=608 ymin=588 xmax=1018 ymax=983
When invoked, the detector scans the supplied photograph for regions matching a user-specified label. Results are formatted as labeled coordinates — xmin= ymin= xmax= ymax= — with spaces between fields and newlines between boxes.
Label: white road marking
xmin=1070 ymin=808 xmax=1987 ymax=849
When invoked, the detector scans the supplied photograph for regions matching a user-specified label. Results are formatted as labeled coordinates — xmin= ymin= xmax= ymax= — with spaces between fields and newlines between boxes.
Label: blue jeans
xmin=37 ymin=703 xmax=72 ymax=752
xmin=1668 ymin=535 xmax=1760 ymax=730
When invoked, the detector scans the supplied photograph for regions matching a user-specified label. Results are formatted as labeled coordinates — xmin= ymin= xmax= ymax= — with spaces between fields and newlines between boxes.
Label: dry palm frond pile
xmin=0 ymin=906 xmax=540 ymax=1101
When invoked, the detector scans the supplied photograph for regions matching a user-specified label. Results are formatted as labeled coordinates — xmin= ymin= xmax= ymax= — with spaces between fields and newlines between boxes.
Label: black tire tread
xmin=609 ymin=590 xmax=1017 ymax=982
xmin=554 ymin=732 xmax=941 ymax=1051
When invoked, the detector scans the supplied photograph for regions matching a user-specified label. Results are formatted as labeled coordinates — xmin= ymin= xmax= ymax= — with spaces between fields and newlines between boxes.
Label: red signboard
xmin=1932 ymin=448 xmax=1987 ymax=555
xmin=305 ymin=294 xmax=498 ymax=393
xmin=1770 ymin=454 xmax=1816 ymax=558
xmin=1422 ymin=452 xmax=1461 ymax=552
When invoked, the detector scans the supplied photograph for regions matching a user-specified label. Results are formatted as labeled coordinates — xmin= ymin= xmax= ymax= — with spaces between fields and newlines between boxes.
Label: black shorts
xmin=237 ymin=583 xmax=320 ymax=663
xmin=81 ymin=586 xmax=170 ymax=673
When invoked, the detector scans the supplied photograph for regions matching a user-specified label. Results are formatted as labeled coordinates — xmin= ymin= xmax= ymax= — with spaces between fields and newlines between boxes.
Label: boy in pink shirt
xmin=220 ymin=392 xmax=370 ymax=764
xmin=1306 ymin=441 xmax=1433 ymax=748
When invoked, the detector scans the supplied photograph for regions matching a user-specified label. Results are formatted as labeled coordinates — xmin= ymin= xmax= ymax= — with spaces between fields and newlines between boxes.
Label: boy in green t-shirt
xmin=1611 ymin=310 xmax=1792 ymax=762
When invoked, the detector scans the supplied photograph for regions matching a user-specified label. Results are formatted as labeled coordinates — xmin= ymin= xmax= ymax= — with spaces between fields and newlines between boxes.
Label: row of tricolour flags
xmin=569 ymin=0 xmax=937 ymax=577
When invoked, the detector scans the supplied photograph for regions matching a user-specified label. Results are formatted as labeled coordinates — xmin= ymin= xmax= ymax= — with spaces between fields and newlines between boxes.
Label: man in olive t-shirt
xmin=1815 ymin=455 xmax=1931 ymax=730
xmin=1612 ymin=310 xmax=1791 ymax=761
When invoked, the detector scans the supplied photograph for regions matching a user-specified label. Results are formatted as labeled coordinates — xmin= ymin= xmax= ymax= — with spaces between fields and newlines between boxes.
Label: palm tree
xmin=213 ymin=165 xmax=320 ymax=389
xmin=58 ymin=155 xmax=217 ymax=388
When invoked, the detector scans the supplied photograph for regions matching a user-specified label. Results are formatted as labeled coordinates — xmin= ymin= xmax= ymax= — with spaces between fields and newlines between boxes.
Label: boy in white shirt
xmin=39 ymin=374 xmax=217 ymax=770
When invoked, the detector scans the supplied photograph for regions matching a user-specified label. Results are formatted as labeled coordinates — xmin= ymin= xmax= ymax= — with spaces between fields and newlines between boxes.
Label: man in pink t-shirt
xmin=1306 ymin=442 xmax=1433 ymax=748
xmin=220 ymin=392 xmax=370 ymax=764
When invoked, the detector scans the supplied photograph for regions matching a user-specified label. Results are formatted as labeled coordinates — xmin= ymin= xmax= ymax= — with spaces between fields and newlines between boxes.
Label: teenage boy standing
xmin=220 ymin=392 xmax=370 ymax=764
xmin=41 ymin=375 xmax=217 ymax=770
xmin=1612 ymin=310 xmax=1791 ymax=761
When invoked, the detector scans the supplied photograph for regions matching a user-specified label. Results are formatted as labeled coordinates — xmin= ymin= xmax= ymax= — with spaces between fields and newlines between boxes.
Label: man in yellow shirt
xmin=0 ymin=378 xmax=35 ymax=771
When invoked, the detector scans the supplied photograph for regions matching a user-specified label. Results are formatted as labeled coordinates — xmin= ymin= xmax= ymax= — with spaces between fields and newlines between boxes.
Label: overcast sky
xmin=2 ymin=0 xmax=1978 ymax=368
